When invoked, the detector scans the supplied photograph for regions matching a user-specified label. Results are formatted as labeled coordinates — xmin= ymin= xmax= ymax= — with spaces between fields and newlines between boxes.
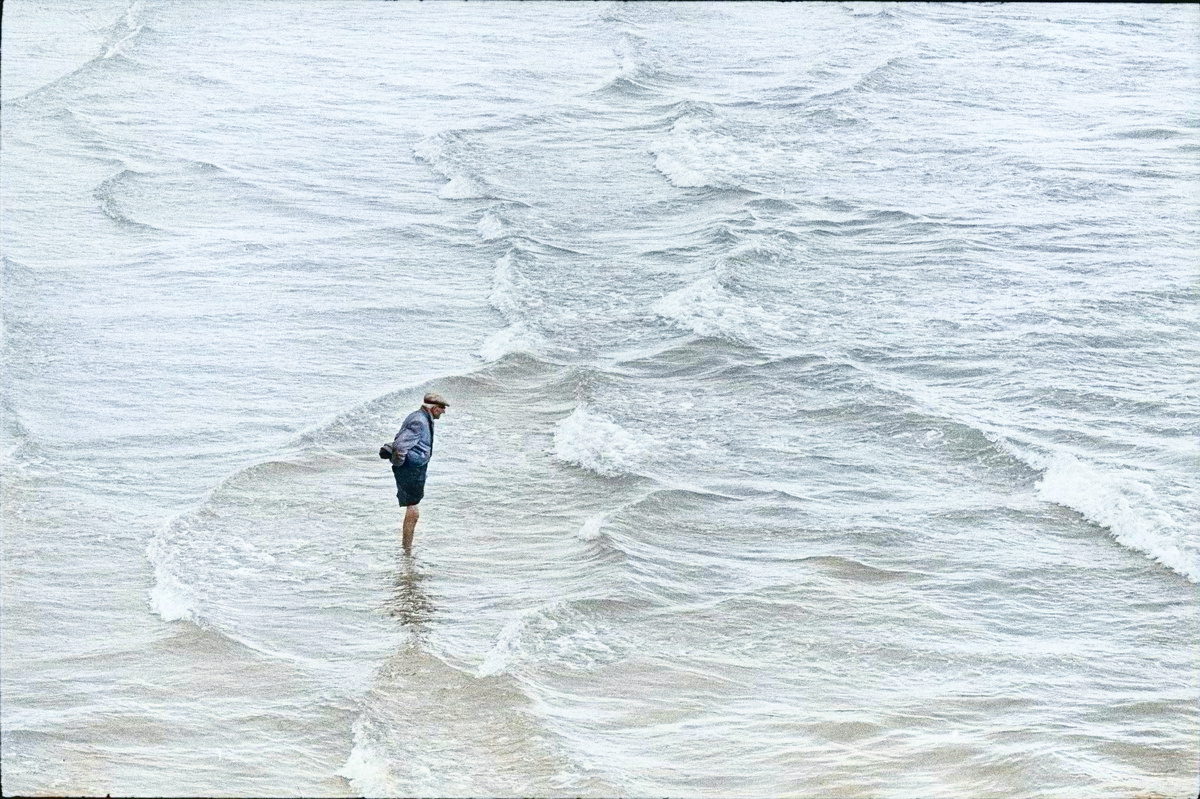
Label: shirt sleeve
xmin=393 ymin=416 xmax=423 ymax=460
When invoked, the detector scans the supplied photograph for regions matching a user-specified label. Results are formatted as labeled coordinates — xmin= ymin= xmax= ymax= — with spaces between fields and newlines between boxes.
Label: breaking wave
xmin=478 ymin=600 xmax=628 ymax=678
xmin=478 ymin=322 xmax=544 ymax=362
xmin=650 ymin=114 xmax=742 ymax=190
xmin=438 ymin=174 xmax=491 ymax=200
xmin=552 ymin=405 xmax=650 ymax=478
xmin=1028 ymin=448 xmax=1196 ymax=582
xmin=476 ymin=210 xmax=506 ymax=241
xmin=836 ymin=357 xmax=1197 ymax=584
xmin=651 ymin=274 xmax=795 ymax=346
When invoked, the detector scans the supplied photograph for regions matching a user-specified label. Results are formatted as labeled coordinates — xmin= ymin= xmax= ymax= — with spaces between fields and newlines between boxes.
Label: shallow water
xmin=2 ymin=2 xmax=1197 ymax=796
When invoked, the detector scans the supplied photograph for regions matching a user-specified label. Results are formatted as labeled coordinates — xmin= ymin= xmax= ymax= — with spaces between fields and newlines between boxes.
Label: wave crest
xmin=477 ymin=600 xmax=627 ymax=678
xmin=476 ymin=211 xmax=506 ymax=241
xmin=103 ymin=0 xmax=146 ymax=60
xmin=552 ymin=405 xmax=648 ymax=477
xmin=145 ymin=532 xmax=198 ymax=622
xmin=650 ymin=115 xmax=741 ymax=190
xmin=1034 ymin=451 xmax=1197 ymax=582
xmin=478 ymin=322 xmax=544 ymax=362
xmin=438 ymin=174 xmax=492 ymax=200
xmin=413 ymin=131 xmax=498 ymax=200
xmin=652 ymin=275 xmax=794 ymax=346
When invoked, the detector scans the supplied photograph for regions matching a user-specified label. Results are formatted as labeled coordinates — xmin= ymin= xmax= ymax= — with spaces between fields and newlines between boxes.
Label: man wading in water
xmin=390 ymin=392 xmax=448 ymax=552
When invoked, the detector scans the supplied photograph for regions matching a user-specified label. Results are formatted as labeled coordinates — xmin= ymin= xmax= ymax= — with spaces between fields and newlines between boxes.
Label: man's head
xmin=423 ymin=392 xmax=449 ymax=419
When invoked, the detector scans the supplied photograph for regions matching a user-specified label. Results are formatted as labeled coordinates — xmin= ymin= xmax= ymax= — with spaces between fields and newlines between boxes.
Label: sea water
xmin=2 ymin=2 xmax=1197 ymax=796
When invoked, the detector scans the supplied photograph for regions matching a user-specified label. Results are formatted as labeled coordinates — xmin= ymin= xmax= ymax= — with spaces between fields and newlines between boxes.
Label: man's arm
xmin=392 ymin=415 xmax=423 ymax=463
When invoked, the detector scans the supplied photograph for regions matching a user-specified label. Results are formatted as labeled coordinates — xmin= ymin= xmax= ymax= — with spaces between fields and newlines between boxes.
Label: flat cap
xmin=423 ymin=392 xmax=449 ymax=407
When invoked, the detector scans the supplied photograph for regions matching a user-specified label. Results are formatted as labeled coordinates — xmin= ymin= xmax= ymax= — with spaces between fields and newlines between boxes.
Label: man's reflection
xmin=386 ymin=553 xmax=436 ymax=639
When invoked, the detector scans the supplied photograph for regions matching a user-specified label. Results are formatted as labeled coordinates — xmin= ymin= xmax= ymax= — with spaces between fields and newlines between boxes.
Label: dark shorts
xmin=393 ymin=462 xmax=427 ymax=506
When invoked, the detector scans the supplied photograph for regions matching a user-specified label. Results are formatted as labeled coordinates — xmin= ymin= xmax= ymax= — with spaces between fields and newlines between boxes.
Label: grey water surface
xmin=2 ymin=2 xmax=1197 ymax=796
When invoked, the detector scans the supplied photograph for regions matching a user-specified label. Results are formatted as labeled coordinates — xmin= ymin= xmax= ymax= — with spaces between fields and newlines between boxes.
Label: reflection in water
xmin=385 ymin=554 xmax=436 ymax=639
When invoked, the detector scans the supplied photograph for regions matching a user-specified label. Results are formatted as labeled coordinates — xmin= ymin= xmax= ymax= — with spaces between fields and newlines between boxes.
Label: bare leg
xmin=402 ymin=504 xmax=420 ymax=552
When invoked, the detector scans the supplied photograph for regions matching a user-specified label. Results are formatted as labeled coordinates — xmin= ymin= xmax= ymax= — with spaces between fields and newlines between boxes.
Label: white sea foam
xmin=477 ymin=612 xmax=529 ymax=677
xmin=654 ymin=150 xmax=714 ymax=189
xmin=439 ymin=174 xmax=487 ymax=200
xmin=414 ymin=133 xmax=493 ymax=199
xmin=650 ymin=115 xmax=742 ymax=190
xmin=577 ymin=513 xmax=607 ymax=541
xmin=1035 ymin=452 xmax=1198 ymax=582
xmin=145 ymin=535 xmax=198 ymax=623
xmin=489 ymin=250 xmax=520 ymax=319
xmin=338 ymin=724 xmax=403 ymax=798
xmin=103 ymin=0 xmax=144 ymax=59
xmin=476 ymin=211 xmax=506 ymax=240
xmin=478 ymin=602 xmax=623 ymax=678
xmin=411 ymin=131 xmax=463 ymax=178
xmin=411 ymin=134 xmax=446 ymax=170
xmin=984 ymin=432 xmax=1199 ymax=583
xmin=478 ymin=322 xmax=543 ymax=362
xmin=652 ymin=274 xmax=793 ymax=345
xmin=488 ymin=249 xmax=541 ymax=325
xmin=553 ymin=405 xmax=649 ymax=477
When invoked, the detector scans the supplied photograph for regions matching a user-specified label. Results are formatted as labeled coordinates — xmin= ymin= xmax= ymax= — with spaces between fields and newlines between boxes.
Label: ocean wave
xmin=487 ymin=247 xmax=550 ymax=332
xmin=553 ymin=405 xmax=650 ymax=478
xmin=4 ymin=0 xmax=145 ymax=105
xmin=654 ymin=98 xmax=720 ymax=124
xmin=411 ymin=130 xmax=462 ymax=176
xmin=103 ymin=0 xmax=146 ymax=60
xmin=0 ymin=356 xmax=39 ymax=471
xmin=93 ymin=169 xmax=164 ymax=231
xmin=971 ymin=429 xmax=1197 ymax=583
xmin=573 ymin=488 xmax=739 ymax=562
xmin=1022 ymin=448 xmax=1197 ymax=583
xmin=142 ymin=460 xmax=313 ymax=627
xmin=650 ymin=115 xmax=742 ymax=190
xmin=843 ymin=3 xmax=904 ymax=21
xmin=412 ymin=131 xmax=502 ymax=200
xmin=577 ymin=513 xmax=608 ymax=541
xmin=476 ymin=211 xmax=506 ymax=241
xmin=799 ymin=555 xmax=926 ymax=584
xmin=341 ymin=645 xmax=604 ymax=796
xmin=338 ymin=733 xmax=398 ymax=798
xmin=575 ymin=520 xmax=629 ymax=566
xmin=145 ymin=532 xmax=199 ymax=623
xmin=820 ymin=357 xmax=1197 ymax=583
xmin=853 ymin=56 xmax=914 ymax=94
xmin=92 ymin=160 xmax=336 ymax=235
xmin=622 ymin=486 xmax=744 ymax=514
xmin=594 ymin=73 xmax=661 ymax=98
xmin=489 ymin=250 xmax=525 ymax=323
xmin=477 ymin=600 xmax=628 ymax=678
xmin=651 ymin=274 xmax=795 ymax=346
xmin=591 ymin=53 xmax=664 ymax=99
xmin=590 ymin=26 xmax=688 ymax=101
xmin=612 ymin=336 xmax=765 ymax=382
xmin=438 ymin=174 xmax=493 ymax=200
xmin=653 ymin=149 xmax=713 ymax=189
xmin=1110 ymin=126 xmax=1189 ymax=140
xmin=478 ymin=322 xmax=544 ymax=362
xmin=800 ymin=104 xmax=861 ymax=127
xmin=476 ymin=612 xmax=530 ymax=678
xmin=140 ymin=454 xmax=413 ymax=677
